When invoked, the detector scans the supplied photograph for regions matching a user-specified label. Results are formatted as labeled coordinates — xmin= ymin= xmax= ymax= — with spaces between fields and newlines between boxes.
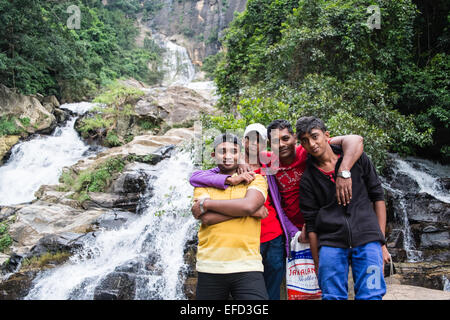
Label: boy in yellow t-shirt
xmin=191 ymin=133 xmax=269 ymax=300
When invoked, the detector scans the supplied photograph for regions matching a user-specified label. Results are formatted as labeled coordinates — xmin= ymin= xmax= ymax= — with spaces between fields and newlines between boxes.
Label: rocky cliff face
xmin=147 ymin=0 xmax=247 ymax=65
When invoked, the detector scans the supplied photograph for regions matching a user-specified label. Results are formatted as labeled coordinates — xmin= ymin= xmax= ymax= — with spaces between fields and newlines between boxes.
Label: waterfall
xmin=393 ymin=157 xmax=450 ymax=204
xmin=152 ymin=32 xmax=196 ymax=86
xmin=24 ymin=151 xmax=198 ymax=300
xmin=382 ymin=155 xmax=450 ymax=262
xmin=0 ymin=103 xmax=97 ymax=206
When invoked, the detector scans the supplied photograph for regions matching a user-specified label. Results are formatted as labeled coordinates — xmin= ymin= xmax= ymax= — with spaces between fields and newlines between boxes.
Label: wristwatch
xmin=337 ymin=170 xmax=351 ymax=179
xmin=199 ymin=198 xmax=209 ymax=215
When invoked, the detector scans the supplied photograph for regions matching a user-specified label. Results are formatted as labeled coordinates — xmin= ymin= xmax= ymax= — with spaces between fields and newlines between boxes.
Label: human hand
xmin=336 ymin=176 xmax=352 ymax=206
xmin=226 ymin=172 xmax=255 ymax=185
xmin=251 ymin=205 xmax=268 ymax=219
xmin=298 ymin=224 xmax=310 ymax=243
xmin=381 ymin=245 xmax=391 ymax=275
xmin=191 ymin=199 xmax=202 ymax=219
xmin=237 ymin=163 xmax=252 ymax=174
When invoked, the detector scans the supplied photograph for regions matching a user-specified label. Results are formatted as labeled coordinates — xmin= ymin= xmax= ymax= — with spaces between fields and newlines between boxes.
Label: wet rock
xmin=108 ymin=162 xmax=157 ymax=194
xmin=28 ymin=232 xmax=85 ymax=258
xmin=420 ymin=231 xmax=450 ymax=249
xmin=390 ymin=261 xmax=450 ymax=291
xmin=94 ymin=210 xmax=138 ymax=230
xmin=437 ymin=177 xmax=450 ymax=191
xmin=81 ymin=192 xmax=141 ymax=212
xmin=0 ymin=271 xmax=37 ymax=300
xmin=114 ymin=260 xmax=143 ymax=274
xmin=8 ymin=201 xmax=107 ymax=254
xmin=183 ymin=277 xmax=197 ymax=300
xmin=93 ymin=271 xmax=136 ymax=300
xmin=0 ymin=206 xmax=19 ymax=222
xmin=404 ymin=193 xmax=450 ymax=223
xmin=0 ymin=135 xmax=20 ymax=164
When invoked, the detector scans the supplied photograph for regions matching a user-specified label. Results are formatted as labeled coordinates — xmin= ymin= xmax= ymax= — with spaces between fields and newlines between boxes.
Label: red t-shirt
xmin=255 ymin=167 xmax=283 ymax=243
xmin=265 ymin=145 xmax=308 ymax=229
xmin=316 ymin=154 xmax=340 ymax=183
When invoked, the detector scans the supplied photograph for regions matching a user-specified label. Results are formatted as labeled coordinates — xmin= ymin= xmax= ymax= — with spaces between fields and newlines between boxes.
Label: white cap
xmin=244 ymin=123 xmax=268 ymax=141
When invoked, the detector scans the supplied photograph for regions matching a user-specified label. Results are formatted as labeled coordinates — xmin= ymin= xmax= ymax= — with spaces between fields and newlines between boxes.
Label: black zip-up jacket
xmin=299 ymin=145 xmax=386 ymax=248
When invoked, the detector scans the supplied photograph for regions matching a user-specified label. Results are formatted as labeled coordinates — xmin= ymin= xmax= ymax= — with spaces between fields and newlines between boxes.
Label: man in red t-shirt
xmin=264 ymin=119 xmax=364 ymax=241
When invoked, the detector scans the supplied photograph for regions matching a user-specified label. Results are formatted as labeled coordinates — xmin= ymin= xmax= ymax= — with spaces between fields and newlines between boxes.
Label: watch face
xmin=341 ymin=171 xmax=351 ymax=178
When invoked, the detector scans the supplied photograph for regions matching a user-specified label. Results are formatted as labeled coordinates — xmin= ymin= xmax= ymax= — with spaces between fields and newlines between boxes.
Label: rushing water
xmin=0 ymin=103 xmax=97 ymax=206
xmin=393 ymin=156 xmax=450 ymax=204
xmin=25 ymin=151 xmax=198 ymax=300
xmin=152 ymin=32 xmax=196 ymax=86
xmin=382 ymin=155 xmax=450 ymax=262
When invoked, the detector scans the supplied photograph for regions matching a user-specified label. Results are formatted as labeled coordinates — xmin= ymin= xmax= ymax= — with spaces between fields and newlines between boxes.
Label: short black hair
xmin=267 ymin=119 xmax=294 ymax=139
xmin=295 ymin=116 xmax=327 ymax=139
xmin=213 ymin=133 xmax=242 ymax=151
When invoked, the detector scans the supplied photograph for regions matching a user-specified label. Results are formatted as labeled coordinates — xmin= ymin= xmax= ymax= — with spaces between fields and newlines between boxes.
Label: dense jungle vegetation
xmin=203 ymin=0 xmax=449 ymax=168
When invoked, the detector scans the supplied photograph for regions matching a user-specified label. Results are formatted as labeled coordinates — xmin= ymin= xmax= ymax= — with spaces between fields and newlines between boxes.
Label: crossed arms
xmin=191 ymin=188 xmax=268 ymax=225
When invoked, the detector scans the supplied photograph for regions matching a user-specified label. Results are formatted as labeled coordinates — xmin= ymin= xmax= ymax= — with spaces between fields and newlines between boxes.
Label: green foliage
xmin=18 ymin=117 xmax=30 ymax=127
xmin=0 ymin=116 xmax=22 ymax=136
xmin=201 ymin=52 xmax=225 ymax=80
xmin=61 ymin=156 xmax=126 ymax=202
xmin=0 ymin=221 xmax=12 ymax=253
xmin=204 ymin=73 xmax=432 ymax=170
xmin=210 ymin=0 xmax=446 ymax=164
xmin=77 ymin=81 xmax=145 ymax=146
xmin=327 ymin=112 xmax=391 ymax=171
xmin=77 ymin=115 xmax=113 ymax=136
xmin=21 ymin=251 xmax=72 ymax=270
xmin=105 ymin=131 xmax=121 ymax=147
xmin=93 ymin=82 xmax=144 ymax=107
xmin=0 ymin=0 xmax=164 ymax=101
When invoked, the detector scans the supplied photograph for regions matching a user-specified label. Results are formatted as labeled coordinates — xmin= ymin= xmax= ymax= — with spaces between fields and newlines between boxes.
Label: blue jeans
xmin=318 ymin=241 xmax=386 ymax=300
xmin=260 ymin=235 xmax=285 ymax=300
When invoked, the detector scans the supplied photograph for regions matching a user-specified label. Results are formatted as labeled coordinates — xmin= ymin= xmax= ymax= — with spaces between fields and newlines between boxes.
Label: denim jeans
xmin=260 ymin=235 xmax=285 ymax=300
xmin=318 ymin=241 xmax=386 ymax=300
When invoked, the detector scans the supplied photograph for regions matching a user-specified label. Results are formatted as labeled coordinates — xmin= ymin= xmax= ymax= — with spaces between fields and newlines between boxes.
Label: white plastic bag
xmin=286 ymin=231 xmax=321 ymax=300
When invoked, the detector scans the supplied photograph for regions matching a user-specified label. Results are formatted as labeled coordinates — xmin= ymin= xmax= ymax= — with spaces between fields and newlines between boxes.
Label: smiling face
xmin=212 ymin=141 xmax=240 ymax=173
xmin=299 ymin=128 xmax=330 ymax=158
xmin=269 ymin=128 xmax=297 ymax=163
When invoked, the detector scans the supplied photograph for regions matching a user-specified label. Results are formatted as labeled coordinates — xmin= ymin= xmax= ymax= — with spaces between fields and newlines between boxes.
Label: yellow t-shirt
xmin=194 ymin=173 xmax=268 ymax=274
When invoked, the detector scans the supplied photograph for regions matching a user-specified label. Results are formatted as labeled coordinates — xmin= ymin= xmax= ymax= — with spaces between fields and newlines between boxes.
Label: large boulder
xmin=134 ymin=86 xmax=216 ymax=127
xmin=8 ymin=201 xmax=108 ymax=254
xmin=0 ymin=84 xmax=57 ymax=134
xmin=0 ymin=135 xmax=20 ymax=164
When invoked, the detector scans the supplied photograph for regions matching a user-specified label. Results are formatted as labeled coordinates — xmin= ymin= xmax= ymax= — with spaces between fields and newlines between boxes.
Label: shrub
xmin=202 ymin=73 xmax=431 ymax=170
xmin=61 ymin=157 xmax=126 ymax=202
xmin=0 ymin=116 xmax=22 ymax=136
xmin=0 ymin=221 xmax=12 ymax=253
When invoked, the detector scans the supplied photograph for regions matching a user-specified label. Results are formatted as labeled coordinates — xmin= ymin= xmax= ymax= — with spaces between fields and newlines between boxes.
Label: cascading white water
xmin=0 ymin=103 xmax=97 ymax=206
xmin=393 ymin=157 xmax=450 ymax=204
xmin=382 ymin=155 xmax=450 ymax=262
xmin=152 ymin=32 xmax=196 ymax=86
xmin=25 ymin=151 xmax=198 ymax=300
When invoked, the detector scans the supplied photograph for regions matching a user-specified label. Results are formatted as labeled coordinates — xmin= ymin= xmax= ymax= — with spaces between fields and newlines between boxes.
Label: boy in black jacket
xmin=297 ymin=116 xmax=390 ymax=300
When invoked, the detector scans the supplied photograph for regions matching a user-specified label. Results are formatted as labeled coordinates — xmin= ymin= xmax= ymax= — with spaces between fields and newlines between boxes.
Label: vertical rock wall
xmin=147 ymin=0 xmax=247 ymax=65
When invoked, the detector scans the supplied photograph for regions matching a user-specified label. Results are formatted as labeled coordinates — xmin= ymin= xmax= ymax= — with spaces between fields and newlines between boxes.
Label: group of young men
xmin=189 ymin=117 xmax=391 ymax=300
